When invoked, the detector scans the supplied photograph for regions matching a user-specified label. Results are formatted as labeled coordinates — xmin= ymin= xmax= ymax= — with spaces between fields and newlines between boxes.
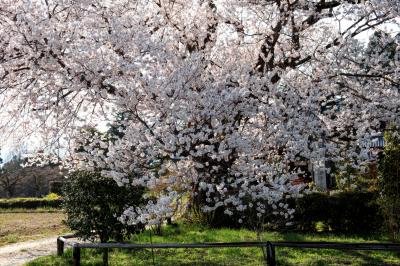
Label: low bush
xmin=0 ymin=197 xmax=62 ymax=209
xmin=293 ymin=191 xmax=382 ymax=233
xmin=190 ymin=190 xmax=382 ymax=233
xmin=62 ymin=170 xmax=145 ymax=243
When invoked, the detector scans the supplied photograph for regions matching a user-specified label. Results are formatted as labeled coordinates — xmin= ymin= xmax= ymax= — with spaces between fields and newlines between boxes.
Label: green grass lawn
xmin=27 ymin=223 xmax=400 ymax=265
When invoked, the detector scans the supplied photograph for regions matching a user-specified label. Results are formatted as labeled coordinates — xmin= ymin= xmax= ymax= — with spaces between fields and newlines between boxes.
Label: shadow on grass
xmin=272 ymin=231 xmax=400 ymax=266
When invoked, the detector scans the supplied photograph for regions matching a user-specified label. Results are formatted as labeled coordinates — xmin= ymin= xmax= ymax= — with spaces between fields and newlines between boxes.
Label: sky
xmin=0 ymin=120 xmax=111 ymax=164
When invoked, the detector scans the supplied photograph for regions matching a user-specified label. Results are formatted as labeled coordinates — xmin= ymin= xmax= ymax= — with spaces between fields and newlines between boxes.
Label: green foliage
xmin=0 ymin=197 xmax=62 ymax=209
xmin=292 ymin=191 xmax=382 ymax=233
xmin=378 ymin=127 xmax=400 ymax=241
xmin=333 ymin=162 xmax=379 ymax=192
xmin=62 ymin=170 xmax=145 ymax=242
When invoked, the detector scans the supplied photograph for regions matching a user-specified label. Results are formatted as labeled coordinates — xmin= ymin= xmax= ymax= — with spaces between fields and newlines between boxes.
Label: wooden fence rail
xmin=56 ymin=235 xmax=400 ymax=266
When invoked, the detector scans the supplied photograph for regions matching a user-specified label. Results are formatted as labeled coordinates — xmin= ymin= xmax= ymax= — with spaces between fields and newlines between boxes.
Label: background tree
xmin=0 ymin=156 xmax=24 ymax=198
xmin=0 ymin=151 xmax=65 ymax=198
xmin=330 ymin=30 xmax=400 ymax=191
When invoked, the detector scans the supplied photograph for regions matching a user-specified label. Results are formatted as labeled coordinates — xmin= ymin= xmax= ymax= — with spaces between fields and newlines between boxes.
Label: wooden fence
xmin=57 ymin=235 xmax=400 ymax=266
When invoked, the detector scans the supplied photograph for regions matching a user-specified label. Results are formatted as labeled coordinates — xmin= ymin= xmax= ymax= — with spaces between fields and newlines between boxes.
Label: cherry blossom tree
xmin=0 ymin=0 xmax=399 ymax=226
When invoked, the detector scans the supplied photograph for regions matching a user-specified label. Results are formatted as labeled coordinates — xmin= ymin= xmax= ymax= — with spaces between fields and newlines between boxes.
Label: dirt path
xmin=0 ymin=237 xmax=58 ymax=266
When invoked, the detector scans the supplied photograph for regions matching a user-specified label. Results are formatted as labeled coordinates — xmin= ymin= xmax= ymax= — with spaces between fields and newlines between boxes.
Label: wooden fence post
xmin=73 ymin=245 xmax=81 ymax=266
xmin=266 ymin=242 xmax=276 ymax=266
xmin=103 ymin=248 xmax=109 ymax=266
xmin=57 ymin=237 xmax=64 ymax=256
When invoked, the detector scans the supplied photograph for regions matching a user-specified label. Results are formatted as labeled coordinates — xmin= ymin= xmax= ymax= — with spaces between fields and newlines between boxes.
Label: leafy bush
xmin=378 ymin=128 xmax=400 ymax=241
xmin=293 ymin=191 xmax=382 ymax=233
xmin=62 ymin=170 xmax=145 ymax=243
xmin=0 ymin=197 xmax=62 ymax=209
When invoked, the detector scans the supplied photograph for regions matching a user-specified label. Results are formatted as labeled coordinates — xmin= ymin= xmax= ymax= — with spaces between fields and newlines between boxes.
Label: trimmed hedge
xmin=292 ymin=191 xmax=383 ymax=233
xmin=0 ymin=197 xmax=62 ymax=209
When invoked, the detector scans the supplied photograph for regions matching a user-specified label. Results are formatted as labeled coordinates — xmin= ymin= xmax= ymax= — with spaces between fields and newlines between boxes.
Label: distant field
xmin=0 ymin=211 xmax=68 ymax=246
xmin=0 ymin=207 xmax=62 ymax=213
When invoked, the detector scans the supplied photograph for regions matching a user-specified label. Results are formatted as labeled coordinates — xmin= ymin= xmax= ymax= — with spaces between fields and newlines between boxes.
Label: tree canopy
xmin=0 ymin=0 xmax=399 ymax=225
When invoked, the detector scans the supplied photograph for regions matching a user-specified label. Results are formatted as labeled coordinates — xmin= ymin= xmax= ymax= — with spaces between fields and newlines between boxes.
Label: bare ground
xmin=0 ymin=212 xmax=68 ymax=246
xmin=0 ymin=211 xmax=69 ymax=265
xmin=0 ymin=237 xmax=58 ymax=266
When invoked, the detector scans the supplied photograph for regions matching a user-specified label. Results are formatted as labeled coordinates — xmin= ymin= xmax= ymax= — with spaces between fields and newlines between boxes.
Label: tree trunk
xmin=6 ymin=187 xmax=15 ymax=198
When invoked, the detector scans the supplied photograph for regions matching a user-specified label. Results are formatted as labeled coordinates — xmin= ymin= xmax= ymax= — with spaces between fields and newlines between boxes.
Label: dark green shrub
xmin=62 ymin=170 xmax=145 ymax=243
xmin=378 ymin=128 xmax=400 ymax=241
xmin=190 ymin=190 xmax=382 ymax=233
xmin=293 ymin=191 xmax=382 ymax=233
xmin=329 ymin=191 xmax=381 ymax=232
xmin=0 ymin=197 xmax=62 ymax=209
xmin=293 ymin=193 xmax=330 ymax=231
